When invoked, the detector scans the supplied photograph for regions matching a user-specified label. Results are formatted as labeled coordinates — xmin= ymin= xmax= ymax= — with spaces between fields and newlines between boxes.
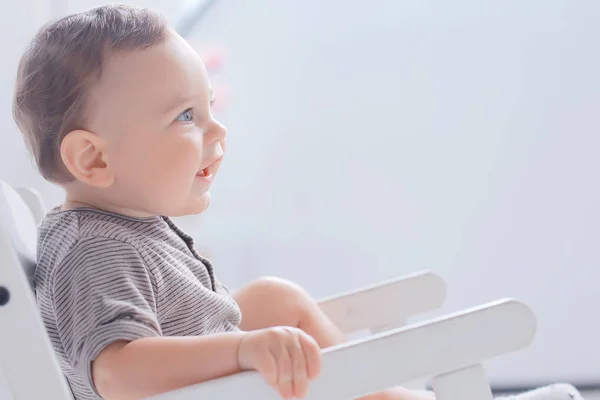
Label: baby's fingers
xmin=289 ymin=333 xmax=309 ymax=398
xmin=273 ymin=337 xmax=294 ymax=399
xmin=298 ymin=332 xmax=321 ymax=380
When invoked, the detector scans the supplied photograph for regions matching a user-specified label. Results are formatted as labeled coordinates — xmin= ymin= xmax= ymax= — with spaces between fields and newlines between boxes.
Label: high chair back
xmin=0 ymin=181 xmax=73 ymax=399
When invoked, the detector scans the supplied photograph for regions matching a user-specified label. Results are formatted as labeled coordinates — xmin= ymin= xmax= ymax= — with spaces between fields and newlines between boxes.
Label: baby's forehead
xmin=101 ymin=40 xmax=193 ymax=91
xmin=92 ymin=35 xmax=208 ymax=112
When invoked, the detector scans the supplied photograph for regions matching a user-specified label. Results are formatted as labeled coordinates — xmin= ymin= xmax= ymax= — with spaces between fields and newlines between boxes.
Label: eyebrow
xmin=162 ymin=88 xmax=214 ymax=115
xmin=162 ymin=96 xmax=189 ymax=115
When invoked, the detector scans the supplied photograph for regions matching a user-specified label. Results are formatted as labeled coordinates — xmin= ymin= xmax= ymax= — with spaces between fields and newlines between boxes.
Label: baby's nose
xmin=206 ymin=120 xmax=227 ymax=144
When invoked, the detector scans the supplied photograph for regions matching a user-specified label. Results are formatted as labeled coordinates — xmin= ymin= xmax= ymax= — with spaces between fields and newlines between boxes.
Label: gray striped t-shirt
xmin=34 ymin=208 xmax=242 ymax=400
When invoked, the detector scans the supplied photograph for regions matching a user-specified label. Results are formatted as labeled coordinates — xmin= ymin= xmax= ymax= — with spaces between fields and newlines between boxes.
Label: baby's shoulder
xmin=35 ymin=208 xmax=159 ymax=289
xmin=37 ymin=208 xmax=159 ymax=270
xmin=40 ymin=207 xmax=144 ymax=246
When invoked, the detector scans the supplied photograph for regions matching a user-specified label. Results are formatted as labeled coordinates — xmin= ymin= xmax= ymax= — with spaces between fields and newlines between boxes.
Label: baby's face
xmin=87 ymin=30 xmax=225 ymax=216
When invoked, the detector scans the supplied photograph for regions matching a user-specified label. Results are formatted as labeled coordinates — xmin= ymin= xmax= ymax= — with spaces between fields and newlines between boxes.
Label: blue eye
xmin=176 ymin=109 xmax=193 ymax=122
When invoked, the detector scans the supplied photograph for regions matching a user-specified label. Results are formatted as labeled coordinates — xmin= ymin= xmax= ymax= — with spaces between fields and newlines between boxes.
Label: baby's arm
xmin=92 ymin=332 xmax=245 ymax=400
xmin=93 ymin=326 xmax=321 ymax=400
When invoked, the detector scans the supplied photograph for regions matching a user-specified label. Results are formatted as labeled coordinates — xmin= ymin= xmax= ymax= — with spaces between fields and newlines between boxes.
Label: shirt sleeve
xmin=51 ymin=237 xmax=161 ymax=395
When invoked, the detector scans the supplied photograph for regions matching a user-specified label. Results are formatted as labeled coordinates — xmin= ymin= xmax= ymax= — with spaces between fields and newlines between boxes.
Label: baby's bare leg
xmin=233 ymin=277 xmax=433 ymax=400
xmin=233 ymin=277 xmax=343 ymax=347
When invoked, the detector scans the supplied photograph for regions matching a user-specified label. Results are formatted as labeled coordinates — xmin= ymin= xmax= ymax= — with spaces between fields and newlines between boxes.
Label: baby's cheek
xmin=137 ymin=136 xmax=201 ymax=193
xmin=179 ymin=137 xmax=204 ymax=169
xmin=162 ymin=147 xmax=200 ymax=192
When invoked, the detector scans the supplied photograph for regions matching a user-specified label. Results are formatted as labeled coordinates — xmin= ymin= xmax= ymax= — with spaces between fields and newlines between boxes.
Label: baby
xmin=12 ymin=4 xmax=584 ymax=400
xmin=11 ymin=5 xmax=425 ymax=400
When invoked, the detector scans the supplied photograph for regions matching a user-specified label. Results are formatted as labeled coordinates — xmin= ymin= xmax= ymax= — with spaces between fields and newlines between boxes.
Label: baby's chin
xmin=184 ymin=191 xmax=212 ymax=216
xmin=150 ymin=190 xmax=212 ymax=217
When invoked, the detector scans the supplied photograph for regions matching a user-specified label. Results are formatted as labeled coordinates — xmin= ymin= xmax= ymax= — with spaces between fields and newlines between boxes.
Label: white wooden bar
xmin=0 ymin=184 xmax=74 ymax=400
xmin=15 ymin=187 xmax=46 ymax=225
xmin=318 ymin=270 xmax=447 ymax=334
xmin=150 ymin=299 xmax=536 ymax=400
xmin=432 ymin=364 xmax=493 ymax=400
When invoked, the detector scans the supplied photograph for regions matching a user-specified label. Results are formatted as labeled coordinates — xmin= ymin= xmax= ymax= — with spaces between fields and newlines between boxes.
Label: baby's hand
xmin=237 ymin=327 xmax=322 ymax=399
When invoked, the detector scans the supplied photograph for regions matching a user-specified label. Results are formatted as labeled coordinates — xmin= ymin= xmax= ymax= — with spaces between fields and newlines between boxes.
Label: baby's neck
xmin=62 ymin=186 xmax=156 ymax=219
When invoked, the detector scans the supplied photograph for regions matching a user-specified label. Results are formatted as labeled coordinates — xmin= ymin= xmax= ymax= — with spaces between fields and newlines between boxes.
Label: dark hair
xmin=13 ymin=4 xmax=168 ymax=182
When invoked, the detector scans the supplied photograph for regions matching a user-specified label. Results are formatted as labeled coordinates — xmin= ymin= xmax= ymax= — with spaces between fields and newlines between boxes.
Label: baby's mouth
xmin=197 ymin=167 xmax=210 ymax=177
xmin=197 ymin=157 xmax=222 ymax=178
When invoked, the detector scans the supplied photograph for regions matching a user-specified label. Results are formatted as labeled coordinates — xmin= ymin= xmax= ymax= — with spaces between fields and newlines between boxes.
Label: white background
xmin=1 ymin=0 xmax=598 ymax=392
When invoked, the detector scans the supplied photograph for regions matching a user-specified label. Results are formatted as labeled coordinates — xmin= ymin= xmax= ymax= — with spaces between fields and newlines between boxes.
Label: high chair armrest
xmin=317 ymin=271 xmax=447 ymax=334
xmin=149 ymin=299 xmax=535 ymax=400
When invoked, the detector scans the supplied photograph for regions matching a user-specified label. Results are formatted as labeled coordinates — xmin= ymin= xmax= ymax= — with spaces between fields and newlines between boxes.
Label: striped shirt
xmin=34 ymin=208 xmax=242 ymax=400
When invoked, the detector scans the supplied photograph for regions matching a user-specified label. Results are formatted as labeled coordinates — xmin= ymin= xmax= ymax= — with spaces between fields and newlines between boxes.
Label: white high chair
xmin=0 ymin=181 xmax=537 ymax=400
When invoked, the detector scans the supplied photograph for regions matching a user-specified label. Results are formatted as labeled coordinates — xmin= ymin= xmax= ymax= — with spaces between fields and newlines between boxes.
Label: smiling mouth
xmin=197 ymin=157 xmax=222 ymax=178
xmin=197 ymin=168 xmax=210 ymax=177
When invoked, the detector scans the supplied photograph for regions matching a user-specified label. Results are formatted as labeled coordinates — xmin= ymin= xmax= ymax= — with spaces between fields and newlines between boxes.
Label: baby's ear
xmin=60 ymin=130 xmax=114 ymax=188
